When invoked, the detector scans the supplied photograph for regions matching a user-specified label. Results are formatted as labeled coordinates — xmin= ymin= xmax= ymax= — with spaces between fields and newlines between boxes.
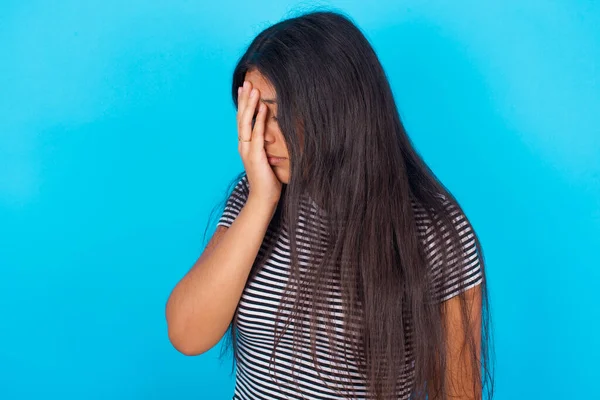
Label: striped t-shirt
xmin=216 ymin=174 xmax=483 ymax=400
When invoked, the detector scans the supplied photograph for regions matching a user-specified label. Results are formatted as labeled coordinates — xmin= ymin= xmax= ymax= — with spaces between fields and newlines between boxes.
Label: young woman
xmin=166 ymin=10 xmax=494 ymax=400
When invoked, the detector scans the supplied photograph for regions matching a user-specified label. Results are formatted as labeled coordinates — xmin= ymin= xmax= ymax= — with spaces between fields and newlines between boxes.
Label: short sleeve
xmin=216 ymin=174 xmax=250 ymax=228
xmin=418 ymin=199 xmax=484 ymax=303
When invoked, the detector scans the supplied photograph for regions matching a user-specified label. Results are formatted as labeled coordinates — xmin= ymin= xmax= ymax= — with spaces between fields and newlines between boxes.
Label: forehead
xmin=244 ymin=69 xmax=276 ymax=98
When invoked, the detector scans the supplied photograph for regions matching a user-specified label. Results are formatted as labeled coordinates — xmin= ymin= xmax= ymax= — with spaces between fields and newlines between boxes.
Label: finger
xmin=240 ymin=88 xmax=260 ymax=142
xmin=236 ymin=85 xmax=247 ymax=138
xmin=237 ymin=81 xmax=252 ymax=123
xmin=251 ymin=102 xmax=267 ymax=149
xmin=237 ymin=82 xmax=254 ymax=140
xmin=237 ymin=81 xmax=249 ymax=119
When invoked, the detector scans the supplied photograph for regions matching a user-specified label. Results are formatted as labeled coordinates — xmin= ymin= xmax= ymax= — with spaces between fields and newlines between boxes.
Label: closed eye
xmin=252 ymin=115 xmax=277 ymax=126
xmin=252 ymin=115 xmax=278 ymax=122
xmin=252 ymin=110 xmax=277 ymax=122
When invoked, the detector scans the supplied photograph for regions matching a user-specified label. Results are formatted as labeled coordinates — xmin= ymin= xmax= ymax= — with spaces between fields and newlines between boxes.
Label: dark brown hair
xmin=207 ymin=9 xmax=494 ymax=400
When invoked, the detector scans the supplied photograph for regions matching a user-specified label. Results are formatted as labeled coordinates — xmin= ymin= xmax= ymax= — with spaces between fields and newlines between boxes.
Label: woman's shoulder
xmin=239 ymin=172 xmax=249 ymax=189
xmin=411 ymin=193 xmax=484 ymax=302
xmin=216 ymin=172 xmax=250 ymax=229
xmin=410 ymin=192 xmax=475 ymax=247
xmin=231 ymin=172 xmax=250 ymax=197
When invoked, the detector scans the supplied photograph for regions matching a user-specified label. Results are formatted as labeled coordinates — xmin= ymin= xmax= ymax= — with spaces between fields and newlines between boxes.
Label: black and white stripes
xmin=216 ymin=175 xmax=483 ymax=399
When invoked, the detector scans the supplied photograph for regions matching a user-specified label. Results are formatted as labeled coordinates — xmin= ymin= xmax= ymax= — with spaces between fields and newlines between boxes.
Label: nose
xmin=263 ymin=128 xmax=275 ymax=144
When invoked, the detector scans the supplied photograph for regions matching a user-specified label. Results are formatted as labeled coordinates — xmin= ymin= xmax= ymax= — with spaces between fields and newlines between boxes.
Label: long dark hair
xmin=207 ymin=8 xmax=494 ymax=400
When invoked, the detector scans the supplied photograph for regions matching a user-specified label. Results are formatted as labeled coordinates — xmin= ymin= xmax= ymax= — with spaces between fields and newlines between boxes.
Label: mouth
xmin=267 ymin=156 xmax=287 ymax=165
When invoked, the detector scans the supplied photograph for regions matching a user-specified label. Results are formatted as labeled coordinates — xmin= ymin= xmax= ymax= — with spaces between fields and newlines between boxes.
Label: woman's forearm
xmin=165 ymin=195 xmax=277 ymax=355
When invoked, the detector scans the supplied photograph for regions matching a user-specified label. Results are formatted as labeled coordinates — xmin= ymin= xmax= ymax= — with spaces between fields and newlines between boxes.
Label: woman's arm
xmin=430 ymin=284 xmax=483 ymax=400
xmin=165 ymin=195 xmax=277 ymax=356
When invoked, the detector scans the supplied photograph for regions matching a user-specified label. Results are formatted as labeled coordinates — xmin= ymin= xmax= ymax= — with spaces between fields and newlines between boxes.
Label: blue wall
xmin=1 ymin=1 xmax=598 ymax=399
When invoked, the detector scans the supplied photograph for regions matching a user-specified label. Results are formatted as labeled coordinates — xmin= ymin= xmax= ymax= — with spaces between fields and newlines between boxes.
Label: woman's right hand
xmin=237 ymin=80 xmax=283 ymax=206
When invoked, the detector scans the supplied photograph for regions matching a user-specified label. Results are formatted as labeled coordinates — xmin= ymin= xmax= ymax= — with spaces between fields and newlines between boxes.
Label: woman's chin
xmin=273 ymin=169 xmax=290 ymax=184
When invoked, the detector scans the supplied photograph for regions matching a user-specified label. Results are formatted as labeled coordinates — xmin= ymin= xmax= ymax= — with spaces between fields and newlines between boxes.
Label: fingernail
xmin=250 ymin=88 xmax=257 ymax=97
xmin=238 ymin=87 xmax=242 ymax=96
xmin=243 ymin=81 xmax=249 ymax=89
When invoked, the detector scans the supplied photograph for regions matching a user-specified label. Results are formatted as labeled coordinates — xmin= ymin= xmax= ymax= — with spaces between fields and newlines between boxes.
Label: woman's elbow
xmin=166 ymin=320 xmax=212 ymax=356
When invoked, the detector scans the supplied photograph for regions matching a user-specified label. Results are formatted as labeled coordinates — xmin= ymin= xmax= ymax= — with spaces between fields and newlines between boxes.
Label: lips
xmin=267 ymin=155 xmax=286 ymax=165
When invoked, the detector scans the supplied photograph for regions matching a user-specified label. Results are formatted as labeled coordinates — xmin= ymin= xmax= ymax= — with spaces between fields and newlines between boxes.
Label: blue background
xmin=1 ymin=1 xmax=598 ymax=399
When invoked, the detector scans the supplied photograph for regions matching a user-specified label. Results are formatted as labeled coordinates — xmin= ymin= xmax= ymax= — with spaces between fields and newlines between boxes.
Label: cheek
xmin=273 ymin=130 xmax=289 ymax=155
